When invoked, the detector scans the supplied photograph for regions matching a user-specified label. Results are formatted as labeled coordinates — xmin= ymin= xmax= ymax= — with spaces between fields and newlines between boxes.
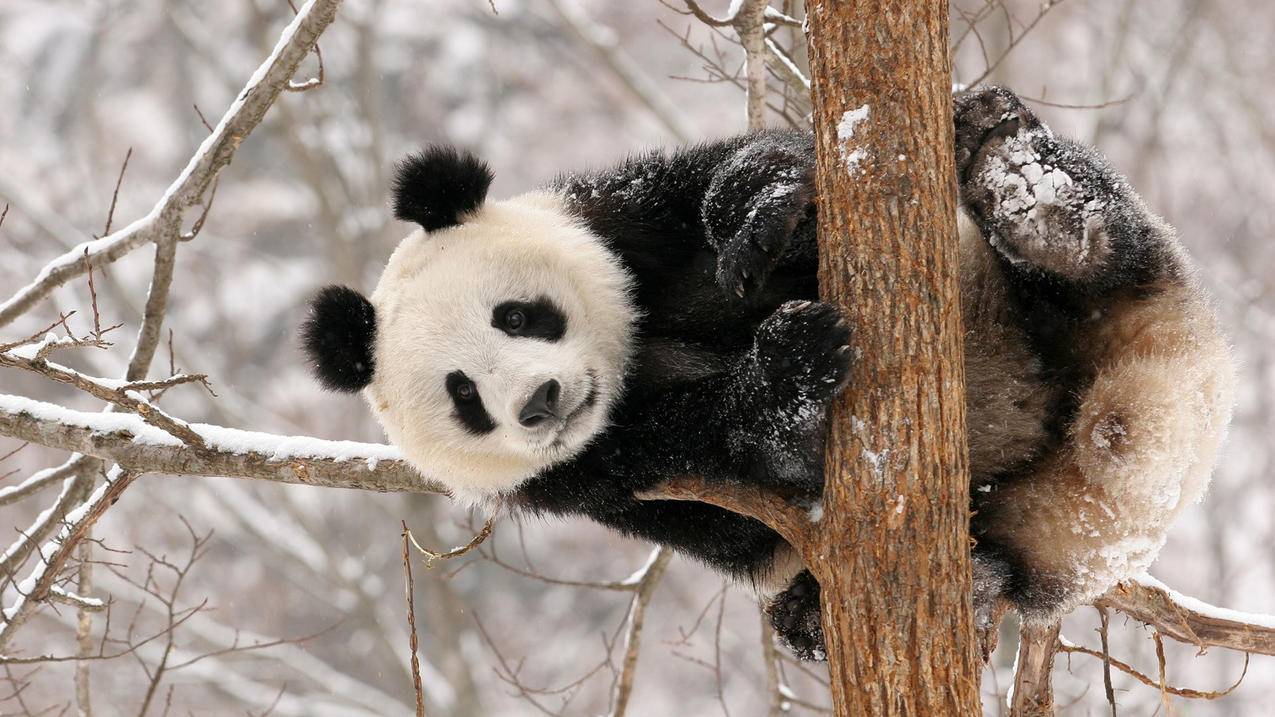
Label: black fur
xmin=526 ymin=89 xmax=1174 ymax=658
xmin=446 ymin=370 xmax=498 ymax=434
xmin=491 ymin=298 xmax=568 ymax=341
xmin=314 ymin=87 xmax=1181 ymax=661
xmin=765 ymin=570 xmax=824 ymax=660
xmin=301 ymin=285 xmax=377 ymax=392
xmin=392 ymin=146 xmax=493 ymax=231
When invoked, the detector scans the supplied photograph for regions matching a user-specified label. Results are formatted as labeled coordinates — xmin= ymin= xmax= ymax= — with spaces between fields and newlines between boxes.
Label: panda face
xmin=365 ymin=192 xmax=635 ymax=502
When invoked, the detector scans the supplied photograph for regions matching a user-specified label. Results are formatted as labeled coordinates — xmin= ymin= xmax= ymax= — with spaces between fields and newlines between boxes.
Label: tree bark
xmin=804 ymin=2 xmax=980 ymax=714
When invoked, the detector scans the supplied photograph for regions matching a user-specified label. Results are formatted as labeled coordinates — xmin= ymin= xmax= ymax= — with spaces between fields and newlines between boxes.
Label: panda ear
xmin=301 ymin=285 xmax=377 ymax=393
xmin=392 ymin=145 xmax=494 ymax=232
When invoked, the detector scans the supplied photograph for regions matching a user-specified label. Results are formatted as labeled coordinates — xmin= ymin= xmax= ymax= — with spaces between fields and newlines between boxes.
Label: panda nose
xmin=518 ymin=379 xmax=561 ymax=428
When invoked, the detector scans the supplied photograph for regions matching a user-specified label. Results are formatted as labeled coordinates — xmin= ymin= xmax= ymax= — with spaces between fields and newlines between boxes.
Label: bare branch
xmin=46 ymin=586 xmax=105 ymax=614
xmin=736 ymin=0 xmax=770 ymax=130
xmin=0 ymin=468 xmax=139 ymax=651
xmin=0 ymin=462 xmax=93 ymax=589
xmin=406 ymin=517 xmax=495 ymax=568
xmin=0 ymin=460 xmax=79 ymax=507
xmin=400 ymin=523 xmax=427 ymax=717
xmin=637 ymin=475 xmax=812 ymax=553
xmin=284 ymin=0 xmax=326 ymax=92
xmin=0 ymin=0 xmax=344 ymax=328
xmin=1058 ymin=636 xmax=1250 ymax=700
xmin=0 ymin=352 xmax=208 ymax=448
xmin=545 ymin=0 xmax=696 ymax=142
xmin=965 ymin=0 xmax=1068 ymax=87
xmin=607 ymin=548 xmax=671 ymax=717
xmin=99 ymin=148 xmax=133 ymax=238
xmin=1008 ymin=622 xmax=1061 ymax=717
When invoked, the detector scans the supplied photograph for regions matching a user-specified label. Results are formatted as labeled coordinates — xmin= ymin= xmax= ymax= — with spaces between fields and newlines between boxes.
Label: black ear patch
xmin=301 ymin=285 xmax=377 ymax=393
xmin=392 ymin=146 xmax=494 ymax=232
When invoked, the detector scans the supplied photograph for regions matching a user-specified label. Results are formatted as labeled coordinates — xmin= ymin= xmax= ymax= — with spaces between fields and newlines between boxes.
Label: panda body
xmin=301 ymin=88 xmax=1234 ymax=658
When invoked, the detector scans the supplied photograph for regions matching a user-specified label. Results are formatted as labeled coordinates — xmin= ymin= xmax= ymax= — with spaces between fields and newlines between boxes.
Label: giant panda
xmin=301 ymin=87 xmax=1234 ymax=660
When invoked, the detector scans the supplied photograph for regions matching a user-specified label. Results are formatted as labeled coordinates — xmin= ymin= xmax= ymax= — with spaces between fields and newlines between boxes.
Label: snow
xmin=860 ymin=446 xmax=889 ymax=477
xmin=48 ymin=586 xmax=105 ymax=609
xmin=1134 ymin=573 xmax=1275 ymax=629
xmin=619 ymin=547 xmax=665 ymax=586
xmin=0 ymin=0 xmax=323 ymax=324
xmin=975 ymin=127 xmax=1108 ymax=270
xmin=836 ymin=104 xmax=870 ymax=176
xmin=806 ymin=501 xmax=824 ymax=523
xmin=0 ymin=393 xmax=404 ymax=465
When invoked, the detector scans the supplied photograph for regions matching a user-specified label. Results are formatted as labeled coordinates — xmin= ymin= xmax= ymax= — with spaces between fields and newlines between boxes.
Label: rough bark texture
xmin=804 ymin=2 xmax=980 ymax=714
xmin=1009 ymin=623 xmax=1062 ymax=717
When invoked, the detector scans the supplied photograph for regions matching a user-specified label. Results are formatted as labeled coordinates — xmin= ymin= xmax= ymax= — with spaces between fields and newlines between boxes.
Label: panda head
xmin=302 ymin=146 xmax=635 ymax=502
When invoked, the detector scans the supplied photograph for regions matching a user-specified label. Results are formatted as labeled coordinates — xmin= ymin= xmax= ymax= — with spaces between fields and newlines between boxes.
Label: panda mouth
xmin=548 ymin=373 xmax=598 ymax=448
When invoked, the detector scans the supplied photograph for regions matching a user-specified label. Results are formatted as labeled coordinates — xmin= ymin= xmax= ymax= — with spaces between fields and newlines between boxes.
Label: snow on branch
xmin=0 ymin=0 xmax=343 ymax=329
xmin=0 ymin=394 xmax=441 ymax=495
xmin=0 ymin=467 xmax=138 ymax=651
xmin=1097 ymin=573 xmax=1275 ymax=656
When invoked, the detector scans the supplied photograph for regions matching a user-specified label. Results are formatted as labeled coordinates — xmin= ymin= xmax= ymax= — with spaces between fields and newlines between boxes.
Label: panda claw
xmin=735 ymin=282 xmax=747 ymax=298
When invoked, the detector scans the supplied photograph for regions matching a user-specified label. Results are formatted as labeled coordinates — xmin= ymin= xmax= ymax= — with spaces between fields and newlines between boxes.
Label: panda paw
xmin=953 ymin=86 xmax=1043 ymax=181
xmin=753 ymin=301 xmax=853 ymax=404
xmin=955 ymin=86 xmax=1125 ymax=281
xmin=767 ymin=570 xmax=826 ymax=661
xmin=710 ymin=171 xmax=816 ymax=302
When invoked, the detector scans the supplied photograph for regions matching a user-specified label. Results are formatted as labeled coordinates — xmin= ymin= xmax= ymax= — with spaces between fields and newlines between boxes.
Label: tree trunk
xmin=803 ymin=2 xmax=980 ymax=714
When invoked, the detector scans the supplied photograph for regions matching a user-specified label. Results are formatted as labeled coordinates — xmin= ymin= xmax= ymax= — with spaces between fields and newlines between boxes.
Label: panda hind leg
xmin=974 ymin=332 xmax=1233 ymax=621
xmin=955 ymin=86 xmax=1158 ymax=290
xmin=765 ymin=569 xmax=826 ymax=661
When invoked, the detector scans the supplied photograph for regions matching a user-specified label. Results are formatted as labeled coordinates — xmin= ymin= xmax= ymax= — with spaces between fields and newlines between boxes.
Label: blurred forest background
xmin=1 ymin=0 xmax=1272 ymax=714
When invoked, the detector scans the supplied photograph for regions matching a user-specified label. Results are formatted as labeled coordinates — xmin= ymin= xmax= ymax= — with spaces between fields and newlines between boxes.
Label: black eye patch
xmin=492 ymin=298 xmax=567 ymax=342
xmin=445 ymin=370 xmax=496 ymax=435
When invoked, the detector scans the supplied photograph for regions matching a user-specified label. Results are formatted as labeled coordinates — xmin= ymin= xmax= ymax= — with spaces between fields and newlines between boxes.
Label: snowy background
xmin=1 ymin=0 xmax=1272 ymax=714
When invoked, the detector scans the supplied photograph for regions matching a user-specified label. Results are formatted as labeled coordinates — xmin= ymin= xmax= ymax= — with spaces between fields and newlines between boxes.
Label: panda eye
xmin=445 ymin=370 xmax=496 ymax=435
xmin=492 ymin=298 xmax=567 ymax=341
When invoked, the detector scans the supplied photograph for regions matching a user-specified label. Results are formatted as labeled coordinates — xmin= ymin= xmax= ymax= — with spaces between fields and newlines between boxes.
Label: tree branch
xmin=0 ymin=395 xmax=439 ymax=495
xmin=0 ymin=0 xmax=344 ymax=328
xmin=1008 ymin=623 xmax=1061 ymax=717
xmin=1097 ymin=574 xmax=1275 ymax=656
xmin=637 ymin=475 xmax=813 ymax=551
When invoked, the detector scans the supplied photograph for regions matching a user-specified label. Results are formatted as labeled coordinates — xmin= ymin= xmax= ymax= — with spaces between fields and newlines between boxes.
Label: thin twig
xmin=285 ymin=0 xmax=325 ymax=91
xmin=0 ymin=0 xmax=344 ymax=328
xmin=1058 ymin=639 xmax=1250 ymax=700
xmin=400 ymin=522 xmax=427 ymax=717
xmin=1098 ymin=606 xmax=1116 ymax=716
xmin=405 ymin=517 xmax=495 ymax=568
xmin=100 ymin=148 xmax=133 ymax=238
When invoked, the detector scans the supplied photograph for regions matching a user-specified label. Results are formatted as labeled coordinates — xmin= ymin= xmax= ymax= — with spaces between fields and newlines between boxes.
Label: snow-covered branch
xmin=0 ymin=0 xmax=343 ymax=329
xmin=0 ymin=468 xmax=137 ymax=651
xmin=1098 ymin=574 xmax=1275 ymax=656
xmin=0 ymin=394 xmax=439 ymax=495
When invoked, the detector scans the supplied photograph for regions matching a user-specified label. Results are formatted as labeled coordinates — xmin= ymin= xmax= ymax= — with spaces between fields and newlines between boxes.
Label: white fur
xmin=365 ymin=191 xmax=635 ymax=503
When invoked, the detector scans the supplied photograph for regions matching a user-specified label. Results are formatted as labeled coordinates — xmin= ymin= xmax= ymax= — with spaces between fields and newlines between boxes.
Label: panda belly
xmin=958 ymin=215 xmax=1055 ymax=486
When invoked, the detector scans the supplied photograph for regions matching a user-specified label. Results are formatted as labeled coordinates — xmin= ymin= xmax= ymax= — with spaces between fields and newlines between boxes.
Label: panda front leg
xmin=702 ymin=131 xmax=817 ymax=302
xmin=729 ymin=299 xmax=854 ymax=498
xmin=955 ymin=86 xmax=1163 ymax=290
